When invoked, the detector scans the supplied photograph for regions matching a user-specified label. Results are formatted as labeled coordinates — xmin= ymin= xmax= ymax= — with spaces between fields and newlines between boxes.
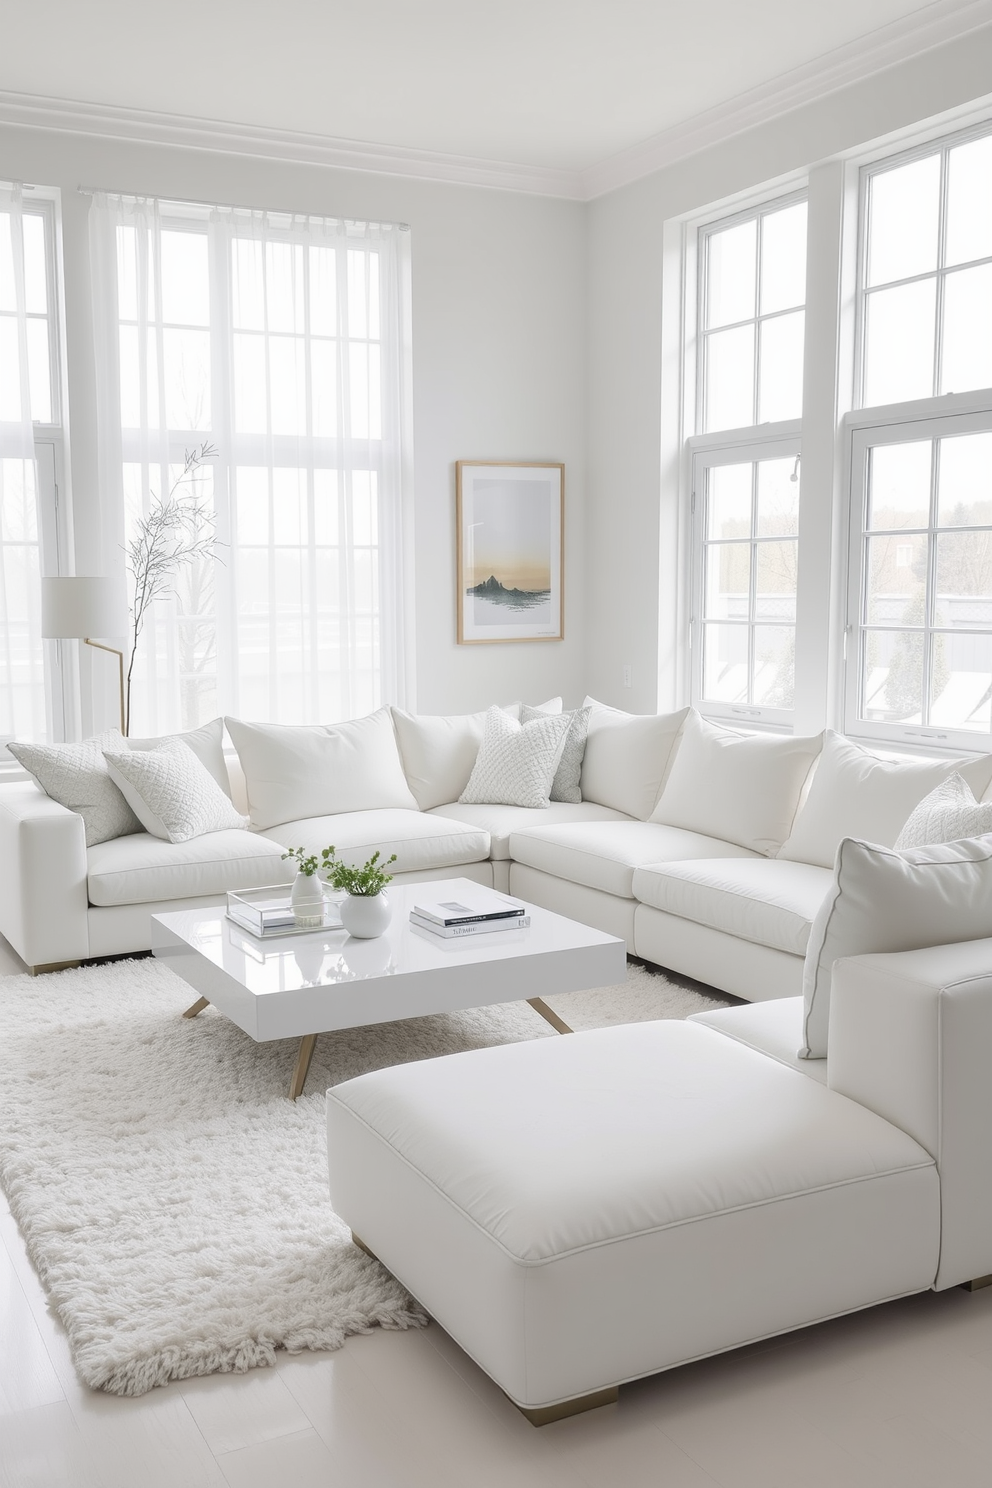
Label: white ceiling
xmin=0 ymin=0 xmax=984 ymax=183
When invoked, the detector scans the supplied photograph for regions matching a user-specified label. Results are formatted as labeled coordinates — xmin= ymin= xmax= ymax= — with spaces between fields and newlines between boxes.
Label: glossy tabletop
xmin=151 ymin=878 xmax=627 ymax=1042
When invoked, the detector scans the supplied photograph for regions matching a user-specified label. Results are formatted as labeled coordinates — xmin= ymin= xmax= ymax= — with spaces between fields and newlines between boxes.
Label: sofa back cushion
xmin=650 ymin=711 xmax=823 ymax=856
xmin=779 ymin=732 xmax=992 ymax=868
xmin=801 ymin=834 xmax=992 ymax=1058
xmin=579 ymin=699 xmax=689 ymax=820
xmin=391 ymin=699 xmax=562 ymax=811
xmin=127 ymin=717 xmax=231 ymax=797
xmin=226 ymin=709 xmax=418 ymax=829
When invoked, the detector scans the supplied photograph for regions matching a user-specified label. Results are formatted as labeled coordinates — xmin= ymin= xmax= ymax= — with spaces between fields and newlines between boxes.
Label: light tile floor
xmin=3 ymin=933 xmax=992 ymax=1488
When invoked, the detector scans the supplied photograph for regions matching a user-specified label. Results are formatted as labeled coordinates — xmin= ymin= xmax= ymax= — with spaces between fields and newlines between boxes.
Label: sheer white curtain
xmin=89 ymin=193 xmax=413 ymax=735
xmin=0 ymin=183 xmax=46 ymax=744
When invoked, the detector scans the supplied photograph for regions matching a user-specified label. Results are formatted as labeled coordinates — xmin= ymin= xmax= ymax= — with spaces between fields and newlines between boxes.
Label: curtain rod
xmin=76 ymin=186 xmax=409 ymax=230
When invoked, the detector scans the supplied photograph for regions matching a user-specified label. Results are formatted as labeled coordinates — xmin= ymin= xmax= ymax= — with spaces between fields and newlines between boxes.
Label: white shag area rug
xmin=0 ymin=956 xmax=734 ymax=1397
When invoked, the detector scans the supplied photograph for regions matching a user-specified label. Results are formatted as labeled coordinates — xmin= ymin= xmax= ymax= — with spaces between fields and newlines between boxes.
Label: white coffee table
xmin=150 ymin=878 xmax=627 ymax=1098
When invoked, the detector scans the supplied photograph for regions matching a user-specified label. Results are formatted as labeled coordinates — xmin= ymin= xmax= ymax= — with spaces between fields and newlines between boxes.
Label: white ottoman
xmin=326 ymin=1020 xmax=938 ymax=1423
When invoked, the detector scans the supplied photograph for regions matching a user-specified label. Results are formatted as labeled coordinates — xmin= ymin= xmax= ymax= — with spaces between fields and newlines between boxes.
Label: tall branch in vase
xmin=124 ymin=443 xmax=220 ymax=735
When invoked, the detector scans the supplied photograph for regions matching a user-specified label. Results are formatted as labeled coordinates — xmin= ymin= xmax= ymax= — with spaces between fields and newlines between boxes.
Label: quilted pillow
xmin=894 ymin=772 xmax=992 ymax=850
xmin=8 ymin=730 xmax=141 ymax=846
xmin=104 ymin=738 xmax=249 ymax=843
xmin=519 ymin=704 xmax=591 ymax=804
xmin=459 ymin=706 xmax=572 ymax=809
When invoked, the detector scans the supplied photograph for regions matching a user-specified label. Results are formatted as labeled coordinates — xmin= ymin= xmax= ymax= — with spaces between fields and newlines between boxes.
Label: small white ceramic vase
xmin=339 ymin=891 xmax=391 ymax=939
xmin=291 ymin=871 xmax=325 ymax=928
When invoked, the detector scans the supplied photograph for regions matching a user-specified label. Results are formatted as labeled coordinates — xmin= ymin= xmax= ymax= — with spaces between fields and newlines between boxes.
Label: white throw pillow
xmin=8 ymin=730 xmax=141 ymax=846
xmin=226 ymin=708 xmax=418 ymax=829
xmin=801 ymin=834 xmax=992 ymax=1058
xmin=104 ymin=738 xmax=249 ymax=843
xmin=579 ymin=699 xmax=689 ymax=820
xmin=650 ymin=712 xmax=823 ymax=856
xmin=459 ymin=706 xmax=572 ymax=808
xmin=520 ymin=704 xmax=591 ymax=804
xmin=391 ymin=699 xmax=564 ymax=810
xmin=779 ymin=732 xmax=992 ymax=869
xmin=127 ymin=717 xmax=231 ymax=797
xmin=894 ymin=772 xmax=992 ymax=849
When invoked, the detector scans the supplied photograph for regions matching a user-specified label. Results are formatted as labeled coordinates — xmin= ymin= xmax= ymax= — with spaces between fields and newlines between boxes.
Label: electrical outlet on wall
xmin=622 ymin=664 xmax=632 ymax=688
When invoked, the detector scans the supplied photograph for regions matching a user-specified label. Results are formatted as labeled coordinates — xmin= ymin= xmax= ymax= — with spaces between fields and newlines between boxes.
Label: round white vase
xmin=291 ymin=871 xmax=325 ymax=928
xmin=339 ymin=891 xmax=391 ymax=939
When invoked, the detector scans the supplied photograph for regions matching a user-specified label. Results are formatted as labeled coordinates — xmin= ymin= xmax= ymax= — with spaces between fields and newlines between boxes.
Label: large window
xmin=92 ymin=194 xmax=411 ymax=736
xmin=860 ymin=130 xmax=992 ymax=408
xmin=698 ymin=196 xmax=807 ymax=434
xmin=845 ymin=123 xmax=992 ymax=749
xmin=0 ymin=185 xmax=63 ymax=748
xmin=689 ymin=192 xmax=807 ymax=723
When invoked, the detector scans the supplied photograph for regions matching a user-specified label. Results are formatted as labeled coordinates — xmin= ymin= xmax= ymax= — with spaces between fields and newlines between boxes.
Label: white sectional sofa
xmin=2 ymin=696 xmax=991 ymax=994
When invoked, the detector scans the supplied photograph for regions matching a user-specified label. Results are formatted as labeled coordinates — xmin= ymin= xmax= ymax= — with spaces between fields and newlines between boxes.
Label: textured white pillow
xmin=8 ymin=730 xmax=141 ymax=846
xmin=801 ymin=834 xmax=992 ymax=1058
xmin=104 ymin=738 xmax=249 ymax=843
xmin=127 ymin=717 xmax=231 ymax=797
xmin=459 ymin=706 xmax=572 ymax=808
xmin=579 ymin=699 xmax=689 ymax=820
xmin=894 ymin=772 xmax=992 ymax=849
xmin=779 ymin=732 xmax=992 ymax=868
xmin=391 ymin=699 xmax=564 ymax=810
xmin=226 ymin=708 xmax=418 ymax=829
xmin=520 ymin=704 xmax=591 ymax=804
xmin=650 ymin=712 xmax=823 ymax=856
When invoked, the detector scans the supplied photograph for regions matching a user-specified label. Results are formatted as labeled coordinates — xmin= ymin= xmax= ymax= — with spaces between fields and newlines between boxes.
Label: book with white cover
xmin=412 ymin=885 xmax=526 ymax=927
xmin=409 ymin=912 xmax=531 ymax=940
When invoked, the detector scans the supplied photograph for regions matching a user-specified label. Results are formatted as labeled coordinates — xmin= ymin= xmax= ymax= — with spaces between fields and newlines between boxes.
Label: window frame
xmin=688 ymin=425 xmax=801 ymax=729
xmin=842 ymin=394 xmax=992 ymax=753
xmin=695 ymin=187 xmax=808 ymax=437
xmin=854 ymin=117 xmax=992 ymax=412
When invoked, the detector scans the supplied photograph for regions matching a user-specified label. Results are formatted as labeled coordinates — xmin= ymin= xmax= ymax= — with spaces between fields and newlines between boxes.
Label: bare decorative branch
xmin=124 ymin=443 xmax=221 ymax=734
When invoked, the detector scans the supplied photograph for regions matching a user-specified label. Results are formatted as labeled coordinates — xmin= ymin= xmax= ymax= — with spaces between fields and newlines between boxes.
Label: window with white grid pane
xmin=846 ymin=414 xmax=992 ymax=750
xmin=94 ymin=196 xmax=410 ymax=735
xmin=0 ymin=188 xmax=63 ymax=748
xmin=698 ymin=196 xmax=807 ymax=434
xmin=691 ymin=441 xmax=800 ymax=724
xmin=860 ymin=127 xmax=992 ymax=407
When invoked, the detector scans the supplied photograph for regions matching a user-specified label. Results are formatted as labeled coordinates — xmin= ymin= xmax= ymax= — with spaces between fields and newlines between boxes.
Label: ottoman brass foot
xmin=962 ymin=1274 xmax=992 ymax=1291
xmin=513 ymin=1385 xmax=619 ymax=1426
xmin=182 ymin=996 xmax=210 ymax=1019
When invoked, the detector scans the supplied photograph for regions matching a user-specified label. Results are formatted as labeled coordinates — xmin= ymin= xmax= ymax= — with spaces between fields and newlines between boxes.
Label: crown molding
xmin=2 ymin=0 xmax=992 ymax=208
xmin=580 ymin=0 xmax=992 ymax=199
xmin=0 ymin=89 xmax=583 ymax=200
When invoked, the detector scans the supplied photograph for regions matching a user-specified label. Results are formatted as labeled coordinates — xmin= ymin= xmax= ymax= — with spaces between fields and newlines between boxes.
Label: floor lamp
xmin=41 ymin=577 xmax=127 ymax=736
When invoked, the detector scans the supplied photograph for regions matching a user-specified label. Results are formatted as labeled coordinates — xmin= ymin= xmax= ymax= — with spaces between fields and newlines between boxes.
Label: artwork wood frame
xmin=456 ymin=461 xmax=564 ymax=645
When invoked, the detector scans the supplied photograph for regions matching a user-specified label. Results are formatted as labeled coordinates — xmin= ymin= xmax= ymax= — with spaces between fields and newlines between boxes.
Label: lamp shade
xmin=41 ymin=577 xmax=125 ymax=639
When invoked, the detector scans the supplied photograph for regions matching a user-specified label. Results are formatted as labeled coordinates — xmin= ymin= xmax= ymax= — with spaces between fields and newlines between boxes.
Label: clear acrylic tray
xmin=226 ymin=884 xmax=344 ymax=938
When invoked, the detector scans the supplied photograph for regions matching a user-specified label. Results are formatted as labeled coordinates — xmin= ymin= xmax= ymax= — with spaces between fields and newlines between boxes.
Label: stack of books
xmin=410 ymin=886 xmax=530 ymax=939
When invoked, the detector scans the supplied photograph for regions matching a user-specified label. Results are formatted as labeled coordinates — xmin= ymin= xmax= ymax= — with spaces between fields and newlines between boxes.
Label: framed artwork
xmin=456 ymin=461 xmax=564 ymax=644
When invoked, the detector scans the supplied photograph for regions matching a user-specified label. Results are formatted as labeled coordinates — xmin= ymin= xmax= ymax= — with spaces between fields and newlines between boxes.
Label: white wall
xmin=585 ymin=24 xmax=992 ymax=714
xmin=0 ymin=124 xmax=587 ymax=721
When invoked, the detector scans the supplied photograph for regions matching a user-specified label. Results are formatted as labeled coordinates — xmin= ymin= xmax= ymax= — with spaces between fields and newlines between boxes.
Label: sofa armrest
xmin=828 ymin=940 xmax=992 ymax=1289
xmin=0 ymin=783 xmax=90 ymax=967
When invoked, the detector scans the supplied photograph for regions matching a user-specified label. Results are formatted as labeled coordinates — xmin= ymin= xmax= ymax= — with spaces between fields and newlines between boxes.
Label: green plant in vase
xmin=321 ymin=848 xmax=398 ymax=938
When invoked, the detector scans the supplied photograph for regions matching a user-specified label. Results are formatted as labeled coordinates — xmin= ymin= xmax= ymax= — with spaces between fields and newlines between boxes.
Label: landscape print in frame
xmin=456 ymin=461 xmax=564 ymax=644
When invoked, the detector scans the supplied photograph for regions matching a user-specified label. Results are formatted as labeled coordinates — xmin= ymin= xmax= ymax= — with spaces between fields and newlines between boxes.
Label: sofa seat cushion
xmin=263 ymin=809 xmax=490 ymax=875
xmin=327 ymin=1022 xmax=938 ymax=1406
xmin=689 ymin=997 xmax=826 ymax=1084
xmin=429 ymin=801 xmax=631 ymax=860
xmin=632 ymin=859 xmax=833 ymax=955
xmin=87 ymin=829 xmax=291 ymax=907
xmin=507 ymin=821 xmax=760 ymax=899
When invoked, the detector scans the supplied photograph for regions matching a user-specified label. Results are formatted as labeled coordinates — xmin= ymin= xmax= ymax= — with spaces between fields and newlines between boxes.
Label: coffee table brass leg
xmin=527 ymin=997 xmax=573 ymax=1035
xmin=289 ymin=1033 xmax=319 ymax=1100
xmin=182 ymin=996 xmax=210 ymax=1019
